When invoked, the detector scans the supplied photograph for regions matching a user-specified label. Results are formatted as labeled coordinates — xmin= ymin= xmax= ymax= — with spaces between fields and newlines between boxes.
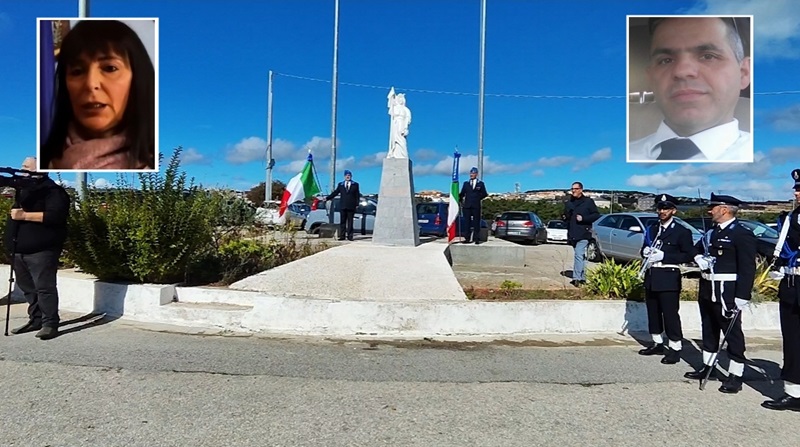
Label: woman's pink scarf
xmin=49 ymin=124 xmax=138 ymax=170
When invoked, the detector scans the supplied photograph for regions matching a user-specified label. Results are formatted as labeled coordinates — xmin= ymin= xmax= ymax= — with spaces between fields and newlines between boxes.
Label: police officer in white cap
xmin=638 ymin=194 xmax=695 ymax=364
xmin=762 ymin=169 xmax=800 ymax=411
xmin=685 ymin=193 xmax=757 ymax=393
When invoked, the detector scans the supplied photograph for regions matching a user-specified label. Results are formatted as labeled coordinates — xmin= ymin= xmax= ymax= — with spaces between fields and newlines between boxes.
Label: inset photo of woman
xmin=37 ymin=18 xmax=158 ymax=171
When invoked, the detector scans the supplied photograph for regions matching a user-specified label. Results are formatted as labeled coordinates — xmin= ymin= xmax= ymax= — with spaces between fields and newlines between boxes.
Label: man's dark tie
xmin=656 ymin=138 xmax=702 ymax=160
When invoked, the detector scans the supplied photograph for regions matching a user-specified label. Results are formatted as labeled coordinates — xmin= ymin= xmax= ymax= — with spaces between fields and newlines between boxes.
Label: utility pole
xmin=76 ymin=0 xmax=89 ymax=198
xmin=477 ymin=0 xmax=487 ymax=176
xmin=265 ymin=70 xmax=274 ymax=204
xmin=329 ymin=0 xmax=339 ymax=193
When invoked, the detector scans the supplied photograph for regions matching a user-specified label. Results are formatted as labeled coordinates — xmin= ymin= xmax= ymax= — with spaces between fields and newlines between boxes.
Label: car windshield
xmin=740 ymin=220 xmax=779 ymax=238
xmin=547 ymin=221 xmax=567 ymax=229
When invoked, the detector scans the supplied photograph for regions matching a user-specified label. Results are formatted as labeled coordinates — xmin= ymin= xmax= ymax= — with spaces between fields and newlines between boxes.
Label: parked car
xmin=305 ymin=197 xmax=378 ymax=235
xmin=494 ymin=211 xmax=548 ymax=245
xmin=589 ymin=212 xmax=703 ymax=263
xmin=683 ymin=217 xmax=779 ymax=262
xmin=545 ymin=219 xmax=568 ymax=243
xmin=416 ymin=202 xmax=489 ymax=239
xmin=255 ymin=200 xmax=306 ymax=228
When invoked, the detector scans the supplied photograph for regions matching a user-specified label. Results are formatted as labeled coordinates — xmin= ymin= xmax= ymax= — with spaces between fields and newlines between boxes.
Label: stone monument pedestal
xmin=372 ymin=158 xmax=420 ymax=247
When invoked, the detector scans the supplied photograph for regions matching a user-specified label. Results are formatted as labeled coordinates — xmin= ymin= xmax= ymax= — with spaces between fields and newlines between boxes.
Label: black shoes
xmin=684 ymin=365 xmax=721 ymax=381
xmin=719 ymin=374 xmax=743 ymax=394
xmin=569 ymin=280 xmax=586 ymax=287
xmin=661 ymin=348 xmax=681 ymax=364
xmin=638 ymin=344 xmax=666 ymax=356
xmin=35 ymin=326 xmax=59 ymax=340
xmin=475 ymin=241 xmax=481 ymax=245
xmin=762 ymin=395 xmax=800 ymax=411
xmin=10 ymin=320 xmax=42 ymax=334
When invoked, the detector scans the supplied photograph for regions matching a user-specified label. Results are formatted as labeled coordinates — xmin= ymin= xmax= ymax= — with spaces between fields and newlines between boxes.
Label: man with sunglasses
xmin=563 ymin=182 xmax=599 ymax=286
xmin=685 ymin=193 xmax=757 ymax=393
xmin=629 ymin=17 xmax=752 ymax=162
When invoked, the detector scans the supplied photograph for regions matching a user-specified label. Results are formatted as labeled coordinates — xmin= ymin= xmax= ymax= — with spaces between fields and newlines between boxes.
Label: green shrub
xmin=66 ymin=147 xmax=216 ymax=283
xmin=585 ymin=259 xmax=644 ymax=300
xmin=500 ymin=280 xmax=523 ymax=296
xmin=218 ymin=239 xmax=274 ymax=285
xmin=752 ymin=257 xmax=779 ymax=302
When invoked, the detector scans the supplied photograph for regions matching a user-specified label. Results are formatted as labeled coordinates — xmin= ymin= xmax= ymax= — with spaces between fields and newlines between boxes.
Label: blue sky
xmin=1 ymin=0 xmax=798 ymax=201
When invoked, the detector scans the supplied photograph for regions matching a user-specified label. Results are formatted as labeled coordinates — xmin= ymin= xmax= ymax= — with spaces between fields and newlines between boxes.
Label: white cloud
xmin=413 ymin=148 xmax=441 ymax=161
xmin=358 ymin=152 xmax=387 ymax=168
xmin=181 ymin=147 xmax=210 ymax=165
xmin=573 ymin=147 xmax=613 ymax=171
xmin=767 ymin=106 xmax=800 ymax=131
xmin=690 ymin=0 xmax=800 ymax=59
xmin=768 ymin=146 xmax=800 ymax=164
xmin=93 ymin=178 xmax=112 ymax=189
xmin=532 ymin=169 xmax=545 ymax=177
xmin=412 ymin=155 xmax=533 ymax=176
xmin=225 ymin=137 xmax=266 ymax=164
xmin=536 ymin=156 xmax=575 ymax=167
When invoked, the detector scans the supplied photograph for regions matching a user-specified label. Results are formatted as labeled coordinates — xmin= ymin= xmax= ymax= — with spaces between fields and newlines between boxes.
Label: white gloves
xmin=642 ymin=246 xmax=653 ymax=257
xmin=694 ymin=254 xmax=713 ymax=271
xmin=649 ymin=248 xmax=664 ymax=263
xmin=769 ymin=270 xmax=785 ymax=281
xmin=735 ymin=298 xmax=750 ymax=310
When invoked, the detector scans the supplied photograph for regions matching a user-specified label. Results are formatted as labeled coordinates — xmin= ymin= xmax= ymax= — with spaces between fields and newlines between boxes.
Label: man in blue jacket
xmin=563 ymin=181 xmax=600 ymax=286
xmin=459 ymin=167 xmax=488 ymax=244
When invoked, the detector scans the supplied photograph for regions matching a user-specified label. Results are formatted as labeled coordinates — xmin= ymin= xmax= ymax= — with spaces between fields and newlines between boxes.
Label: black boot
xmin=684 ymin=365 xmax=720 ymax=381
xmin=719 ymin=374 xmax=743 ymax=394
xmin=10 ymin=320 xmax=42 ymax=335
xmin=661 ymin=348 xmax=681 ymax=364
xmin=761 ymin=395 xmax=800 ymax=411
xmin=638 ymin=344 xmax=666 ymax=356
xmin=35 ymin=326 xmax=59 ymax=340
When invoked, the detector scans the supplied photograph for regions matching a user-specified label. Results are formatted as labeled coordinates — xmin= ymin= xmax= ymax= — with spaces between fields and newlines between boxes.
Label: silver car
xmin=588 ymin=212 xmax=702 ymax=263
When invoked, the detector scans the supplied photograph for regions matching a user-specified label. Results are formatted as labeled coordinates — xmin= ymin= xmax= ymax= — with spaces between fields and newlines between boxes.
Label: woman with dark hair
xmin=42 ymin=20 xmax=155 ymax=170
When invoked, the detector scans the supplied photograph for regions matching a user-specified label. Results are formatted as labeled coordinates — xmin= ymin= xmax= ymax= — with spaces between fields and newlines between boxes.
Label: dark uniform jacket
xmin=776 ymin=207 xmax=800 ymax=305
xmin=459 ymin=179 xmax=488 ymax=209
xmin=641 ymin=219 xmax=694 ymax=292
xmin=326 ymin=180 xmax=361 ymax=211
xmin=694 ymin=218 xmax=758 ymax=302
xmin=563 ymin=195 xmax=600 ymax=245
xmin=3 ymin=176 xmax=71 ymax=255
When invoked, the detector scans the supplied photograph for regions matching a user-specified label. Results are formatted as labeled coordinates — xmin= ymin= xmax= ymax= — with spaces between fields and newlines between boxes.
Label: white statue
xmin=387 ymin=87 xmax=411 ymax=159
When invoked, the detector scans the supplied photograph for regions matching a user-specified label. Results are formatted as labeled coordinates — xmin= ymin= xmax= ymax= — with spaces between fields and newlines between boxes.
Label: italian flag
xmin=447 ymin=151 xmax=461 ymax=242
xmin=277 ymin=153 xmax=320 ymax=224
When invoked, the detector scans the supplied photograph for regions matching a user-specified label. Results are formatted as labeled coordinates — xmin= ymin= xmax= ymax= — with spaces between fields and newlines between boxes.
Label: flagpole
xmin=329 ymin=0 xmax=340 ymax=193
xmin=76 ymin=0 xmax=89 ymax=198
xmin=477 ymin=0 xmax=487 ymax=176
xmin=266 ymin=70 xmax=274 ymax=204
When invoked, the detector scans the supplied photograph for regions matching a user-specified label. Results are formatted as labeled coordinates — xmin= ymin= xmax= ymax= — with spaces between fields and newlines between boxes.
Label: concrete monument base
xmin=372 ymin=157 xmax=420 ymax=246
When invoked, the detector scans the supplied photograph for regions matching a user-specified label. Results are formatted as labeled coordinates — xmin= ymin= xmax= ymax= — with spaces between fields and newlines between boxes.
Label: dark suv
xmin=416 ymin=202 xmax=488 ymax=240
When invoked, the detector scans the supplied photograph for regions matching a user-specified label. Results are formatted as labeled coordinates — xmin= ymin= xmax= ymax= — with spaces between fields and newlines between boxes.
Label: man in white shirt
xmin=628 ymin=17 xmax=752 ymax=163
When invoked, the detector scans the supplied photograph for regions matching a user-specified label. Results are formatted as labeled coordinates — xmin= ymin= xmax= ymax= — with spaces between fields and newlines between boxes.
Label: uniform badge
xmin=718 ymin=249 xmax=723 ymax=255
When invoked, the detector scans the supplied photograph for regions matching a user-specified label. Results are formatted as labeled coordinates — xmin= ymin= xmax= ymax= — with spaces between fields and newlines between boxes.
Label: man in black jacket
xmin=4 ymin=157 xmax=71 ymax=340
xmin=325 ymin=169 xmax=360 ymax=241
xmin=637 ymin=194 xmax=695 ymax=364
xmin=684 ymin=193 xmax=757 ymax=394
xmin=459 ymin=167 xmax=488 ymax=244
xmin=563 ymin=182 xmax=600 ymax=286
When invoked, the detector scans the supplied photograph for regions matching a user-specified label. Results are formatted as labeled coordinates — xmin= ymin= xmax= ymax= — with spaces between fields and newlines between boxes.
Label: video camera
xmin=0 ymin=167 xmax=48 ymax=189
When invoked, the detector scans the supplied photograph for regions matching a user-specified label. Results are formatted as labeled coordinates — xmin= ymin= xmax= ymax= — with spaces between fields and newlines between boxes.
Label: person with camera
xmin=4 ymin=157 xmax=71 ymax=340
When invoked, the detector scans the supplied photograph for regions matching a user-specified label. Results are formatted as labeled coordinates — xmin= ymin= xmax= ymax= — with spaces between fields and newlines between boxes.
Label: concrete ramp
xmin=230 ymin=241 xmax=466 ymax=301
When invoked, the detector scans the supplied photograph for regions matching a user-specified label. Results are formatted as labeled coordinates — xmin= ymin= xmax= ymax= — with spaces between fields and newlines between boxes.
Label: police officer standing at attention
xmin=638 ymin=194 xmax=695 ymax=364
xmin=685 ymin=193 xmax=757 ymax=394
xmin=762 ymin=169 xmax=800 ymax=411
xmin=459 ymin=166 xmax=488 ymax=244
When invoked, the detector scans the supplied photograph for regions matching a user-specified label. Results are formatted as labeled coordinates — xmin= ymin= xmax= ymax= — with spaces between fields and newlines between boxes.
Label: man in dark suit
xmin=325 ymin=169 xmax=360 ymax=241
xmin=459 ymin=166 xmax=488 ymax=244
xmin=685 ymin=193 xmax=757 ymax=394
xmin=637 ymin=194 xmax=695 ymax=364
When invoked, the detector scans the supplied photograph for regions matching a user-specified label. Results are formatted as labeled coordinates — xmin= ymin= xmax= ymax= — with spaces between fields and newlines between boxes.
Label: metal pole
xmin=76 ymin=0 xmax=89 ymax=198
xmin=477 ymin=0 xmax=487 ymax=176
xmin=266 ymin=70 xmax=274 ymax=204
xmin=329 ymin=0 xmax=339 ymax=193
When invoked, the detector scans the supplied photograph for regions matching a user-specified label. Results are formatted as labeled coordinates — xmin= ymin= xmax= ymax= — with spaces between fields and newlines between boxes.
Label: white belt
xmin=781 ymin=266 xmax=800 ymax=276
xmin=701 ymin=273 xmax=738 ymax=281
xmin=651 ymin=263 xmax=681 ymax=269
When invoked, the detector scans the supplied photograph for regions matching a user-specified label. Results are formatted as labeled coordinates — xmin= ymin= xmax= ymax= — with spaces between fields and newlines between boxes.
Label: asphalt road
xmin=0 ymin=306 xmax=795 ymax=447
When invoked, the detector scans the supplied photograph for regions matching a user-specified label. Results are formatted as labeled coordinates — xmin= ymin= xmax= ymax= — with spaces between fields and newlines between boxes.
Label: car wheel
xmin=308 ymin=223 xmax=320 ymax=234
xmin=585 ymin=240 xmax=601 ymax=262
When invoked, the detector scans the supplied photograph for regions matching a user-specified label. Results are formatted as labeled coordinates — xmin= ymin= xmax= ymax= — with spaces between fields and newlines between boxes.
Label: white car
xmin=546 ymin=220 xmax=569 ymax=243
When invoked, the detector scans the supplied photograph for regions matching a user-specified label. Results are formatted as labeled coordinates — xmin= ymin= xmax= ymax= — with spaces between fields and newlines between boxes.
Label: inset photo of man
xmin=627 ymin=16 xmax=753 ymax=163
